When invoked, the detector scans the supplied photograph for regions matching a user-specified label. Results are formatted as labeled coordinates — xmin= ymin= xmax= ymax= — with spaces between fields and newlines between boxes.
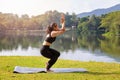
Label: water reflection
xmin=60 ymin=49 xmax=116 ymax=62
xmin=0 ymin=31 xmax=120 ymax=63
xmin=0 ymin=34 xmax=43 ymax=51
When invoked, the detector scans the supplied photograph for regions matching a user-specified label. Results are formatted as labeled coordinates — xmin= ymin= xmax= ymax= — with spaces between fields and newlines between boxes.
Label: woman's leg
xmin=46 ymin=48 xmax=60 ymax=71
xmin=40 ymin=46 xmax=60 ymax=71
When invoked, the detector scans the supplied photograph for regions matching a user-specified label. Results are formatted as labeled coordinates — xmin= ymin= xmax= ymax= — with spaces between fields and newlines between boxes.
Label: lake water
xmin=0 ymin=31 xmax=120 ymax=63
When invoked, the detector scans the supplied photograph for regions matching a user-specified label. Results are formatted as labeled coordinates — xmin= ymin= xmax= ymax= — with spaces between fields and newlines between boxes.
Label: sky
xmin=0 ymin=0 xmax=120 ymax=17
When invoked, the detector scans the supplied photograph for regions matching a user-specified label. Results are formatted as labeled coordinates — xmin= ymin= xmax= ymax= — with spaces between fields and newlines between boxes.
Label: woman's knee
xmin=56 ymin=52 xmax=60 ymax=57
xmin=52 ymin=50 xmax=60 ymax=57
xmin=52 ymin=52 xmax=60 ymax=59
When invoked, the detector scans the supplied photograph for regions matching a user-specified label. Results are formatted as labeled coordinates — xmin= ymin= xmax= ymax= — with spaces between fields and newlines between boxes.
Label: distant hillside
xmin=77 ymin=4 xmax=120 ymax=18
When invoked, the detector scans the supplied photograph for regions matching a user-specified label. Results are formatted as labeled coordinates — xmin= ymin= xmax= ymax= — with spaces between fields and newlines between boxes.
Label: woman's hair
xmin=46 ymin=23 xmax=57 ymax=34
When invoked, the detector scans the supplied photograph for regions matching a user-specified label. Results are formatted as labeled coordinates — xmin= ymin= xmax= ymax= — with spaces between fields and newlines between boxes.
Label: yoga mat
xmin=13 ymin=66 xmax=88 ymax=73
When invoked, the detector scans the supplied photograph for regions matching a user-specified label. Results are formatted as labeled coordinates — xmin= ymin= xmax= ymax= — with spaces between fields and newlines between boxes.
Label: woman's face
xmin=53 ymin=24 xmax=59 ymax=31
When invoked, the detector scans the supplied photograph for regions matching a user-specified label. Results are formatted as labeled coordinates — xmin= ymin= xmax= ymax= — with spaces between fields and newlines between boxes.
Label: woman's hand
xmin=60 ymin=14 xmax=65 ymax=24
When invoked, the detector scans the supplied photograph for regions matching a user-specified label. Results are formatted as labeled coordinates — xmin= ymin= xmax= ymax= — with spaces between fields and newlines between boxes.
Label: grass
xmin=0 ymin=56 xmax=120 ymax=80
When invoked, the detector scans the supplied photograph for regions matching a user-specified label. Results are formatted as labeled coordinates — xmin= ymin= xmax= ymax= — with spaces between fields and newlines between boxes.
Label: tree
xmin=71 ymin=12 xmax=78 ymax=26
xmin=100 ymin=11 xmax=120 ymax=35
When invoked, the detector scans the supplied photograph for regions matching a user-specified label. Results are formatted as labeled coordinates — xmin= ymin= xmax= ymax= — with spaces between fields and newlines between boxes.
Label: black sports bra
xmin=45 ymin=34 xmax=56 ymax=43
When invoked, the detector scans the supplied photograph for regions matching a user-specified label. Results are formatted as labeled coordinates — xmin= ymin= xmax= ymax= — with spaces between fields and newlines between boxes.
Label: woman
xmin=40 ymin=14 xmax=65 ymax=72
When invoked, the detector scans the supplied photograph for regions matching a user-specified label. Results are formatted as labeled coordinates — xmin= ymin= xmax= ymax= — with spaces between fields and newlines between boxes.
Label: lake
xmin=0 ymin=30 xmax=120 ymax=63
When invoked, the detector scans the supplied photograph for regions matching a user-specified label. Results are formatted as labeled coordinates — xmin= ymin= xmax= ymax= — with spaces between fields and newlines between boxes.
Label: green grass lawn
xmin=0 ymin=56 xmax=120 ymax=80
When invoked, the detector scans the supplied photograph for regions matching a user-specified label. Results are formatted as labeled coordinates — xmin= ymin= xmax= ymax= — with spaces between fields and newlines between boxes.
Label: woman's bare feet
xmin=45 ymin=62 xmax=54 ymax=72
xmin=46 ymin=69 xmax=54 ymax=72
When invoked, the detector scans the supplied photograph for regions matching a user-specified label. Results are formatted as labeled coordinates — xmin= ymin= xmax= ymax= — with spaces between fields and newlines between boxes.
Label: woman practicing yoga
xmin=40 ymin=14 xmax=66 ymax=72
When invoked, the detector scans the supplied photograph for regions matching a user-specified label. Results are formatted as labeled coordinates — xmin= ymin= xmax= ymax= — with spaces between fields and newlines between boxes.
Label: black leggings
xmin=40 ymin=45 xmax=60 ymax=70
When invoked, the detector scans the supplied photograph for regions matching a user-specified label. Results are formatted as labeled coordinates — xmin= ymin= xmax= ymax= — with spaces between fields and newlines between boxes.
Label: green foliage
xmin=100 ymin=11 xmax=120 ymax=36
xmin=0 ymin=11 xmax=76 ymax=31
xmin=77 ymin=11 xmax=120 ymax=36
xmin=65 ymin=12 xmax=73 ymax=27
xmin=77 ymin=15 xmax=101 ymax=35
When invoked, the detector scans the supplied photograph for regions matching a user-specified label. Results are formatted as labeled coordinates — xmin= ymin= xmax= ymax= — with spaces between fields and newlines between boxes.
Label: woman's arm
xmin=60 ymin=14 xmax=65 ymax=31
xmin=51 ymin=23 xmax=66 ymax=37
xmin=57 ymin=22 xmax=65 ymax=32
xmin=51 ymin=14 xmax=66 ymax=37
